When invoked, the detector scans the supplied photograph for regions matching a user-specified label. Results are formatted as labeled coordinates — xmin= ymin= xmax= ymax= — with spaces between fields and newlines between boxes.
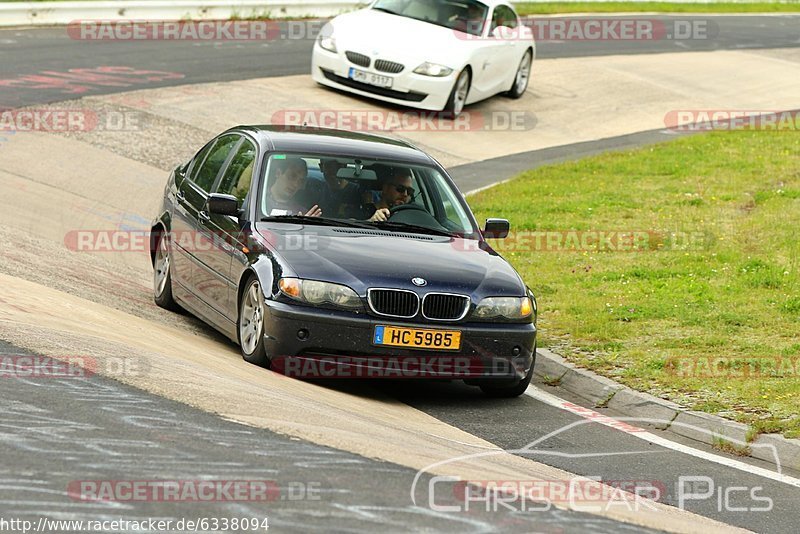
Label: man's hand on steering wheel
xmin=367 ymin=207 xmax=391 ymax=222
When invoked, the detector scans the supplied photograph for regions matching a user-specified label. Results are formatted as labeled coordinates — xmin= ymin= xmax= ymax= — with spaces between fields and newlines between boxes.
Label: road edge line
xmin=533 ymin=347 xmax=800 ymax=473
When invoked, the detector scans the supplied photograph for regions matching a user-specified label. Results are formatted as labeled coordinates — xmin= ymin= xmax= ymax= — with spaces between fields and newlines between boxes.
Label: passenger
xmin=319 ymin=159 xmax=362 ymax=218
xmin=265 ymin=157 xmax=322 ymax=217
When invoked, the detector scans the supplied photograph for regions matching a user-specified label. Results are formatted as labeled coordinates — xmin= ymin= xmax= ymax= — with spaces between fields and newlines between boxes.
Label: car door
xmin=185 ymin=134 xmax=242 ymax=319
xmin=173 ymin=134 xmax=240 ymax=311
xmin=465 ymin=8 xmax=500 ymax=101
xmin=484 ymin=4 xmax=521 ymax=94
xmin=170 ymin=140 xmax=216 ymax=292
xmin=197 ymin=136 xmax=258 ymax=323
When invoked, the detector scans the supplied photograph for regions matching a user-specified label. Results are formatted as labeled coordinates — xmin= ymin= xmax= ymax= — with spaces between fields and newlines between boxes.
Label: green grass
xmin=516 ymin=2 xmax=800 ymax=14
xmin=469 ymin=130 xmax=800 ymax=438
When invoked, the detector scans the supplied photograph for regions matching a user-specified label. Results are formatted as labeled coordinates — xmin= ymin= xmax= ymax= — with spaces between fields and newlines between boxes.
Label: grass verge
xmin=516 ymin=2 xmax=800 ymax=15
xmin=469 ymin=129 xmax=800 ymax=439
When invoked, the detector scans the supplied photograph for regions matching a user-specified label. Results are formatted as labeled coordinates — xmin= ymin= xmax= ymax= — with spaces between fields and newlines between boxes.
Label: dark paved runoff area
xmin=450 ymin=128 xmax=695 ymax=193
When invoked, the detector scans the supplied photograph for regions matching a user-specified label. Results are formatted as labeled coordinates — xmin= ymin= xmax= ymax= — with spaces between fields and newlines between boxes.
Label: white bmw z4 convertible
xmin=311 ymin=0 xmax=535 ymax=117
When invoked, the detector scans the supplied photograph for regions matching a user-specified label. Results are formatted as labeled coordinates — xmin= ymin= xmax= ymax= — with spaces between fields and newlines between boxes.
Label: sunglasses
xmin=392 ymin=184 xmax=415 ymax=196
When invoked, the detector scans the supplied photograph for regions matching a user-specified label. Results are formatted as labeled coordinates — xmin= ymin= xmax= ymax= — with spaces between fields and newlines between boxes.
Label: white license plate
xmin=348 ymin=68 xmax=393 ymax=88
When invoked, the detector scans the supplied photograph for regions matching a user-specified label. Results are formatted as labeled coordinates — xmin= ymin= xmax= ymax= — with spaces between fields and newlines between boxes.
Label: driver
xmin=367 ymin=167 xmax=414 ymax=222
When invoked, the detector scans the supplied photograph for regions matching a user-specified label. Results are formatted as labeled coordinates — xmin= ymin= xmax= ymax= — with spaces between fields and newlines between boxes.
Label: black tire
xmin=505 ymin=49 xmax=532 ymax=99
xmin=443 ymin=69 xmax=471 ymax=119
xmin=153 ymin=232 xmax=180 ymax=312
xmin=480 ymin=346 xmax=536 ymax=398
xmin=238 ymin=276 xmax=270 ymax=367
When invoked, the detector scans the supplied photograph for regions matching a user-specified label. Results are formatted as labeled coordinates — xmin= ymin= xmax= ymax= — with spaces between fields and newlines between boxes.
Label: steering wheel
xmin=388 ymin=203 xmax=429 ymax=217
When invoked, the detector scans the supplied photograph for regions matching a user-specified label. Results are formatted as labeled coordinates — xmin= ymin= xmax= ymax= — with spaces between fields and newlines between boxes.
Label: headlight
xmin=279 ymin=278 xmax=361 ymax=310
xmin=473 ymin=296 xmax=533 ymax=320
xmin=413 ymin=62 xmax=453 ymax=77
xmin=317 ymin=34 xmax=337 ymax=53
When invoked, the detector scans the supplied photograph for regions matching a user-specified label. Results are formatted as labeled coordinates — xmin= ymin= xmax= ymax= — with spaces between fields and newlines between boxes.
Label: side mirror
xmin=483 ymin=218 xmax=510 ymax=239
xmin=207 ymin=193 xmax=239 ymax=217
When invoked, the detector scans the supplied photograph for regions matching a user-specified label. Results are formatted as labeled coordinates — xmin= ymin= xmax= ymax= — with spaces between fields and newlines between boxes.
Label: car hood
xmin=256 ymin=223 xmax=526 ymax=299
xmin=329 ymin=9 xmax=470 ymax=67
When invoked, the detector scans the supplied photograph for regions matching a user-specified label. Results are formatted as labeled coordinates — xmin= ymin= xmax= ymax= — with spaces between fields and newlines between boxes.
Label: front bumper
xmin=263 ymin=300 xmax=536 ymax=382
xmin=311 ymin=43 xmax=456 ymax=112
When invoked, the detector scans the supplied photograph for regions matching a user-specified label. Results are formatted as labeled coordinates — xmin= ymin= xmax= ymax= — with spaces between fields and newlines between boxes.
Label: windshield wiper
xmin=260 ymin=215 xmax=374 ymax=229
xmin=368 ymin=221 xmax=455 ymax=237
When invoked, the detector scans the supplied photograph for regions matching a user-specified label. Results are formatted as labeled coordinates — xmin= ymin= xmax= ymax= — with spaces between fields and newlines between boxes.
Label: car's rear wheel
xmin=479 ymin=346 xmax=536 ymax=398
xmin=506 ymin=50 xmax=532 ymax=99
xmin=443 ymin=69 xmax=471 ymax=118
xmin=239 ymin=277 xmax=270 ymax=367
xmin=153 ymin=232 xmax=180 ymax=312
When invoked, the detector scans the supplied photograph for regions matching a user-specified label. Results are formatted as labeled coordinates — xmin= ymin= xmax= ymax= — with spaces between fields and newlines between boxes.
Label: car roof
xmin=477 ymin=0 xmax=516 ymax=8
xmin=229 ymin=125 xmax=435 ymax=166
xmin=368 ymin=0 xmax=511 ymax=8
xmin=424 ymin=0 xmax=514 ymax=9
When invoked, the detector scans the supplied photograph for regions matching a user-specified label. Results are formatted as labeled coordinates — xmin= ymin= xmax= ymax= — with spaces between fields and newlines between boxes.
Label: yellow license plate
xmin=373 ymin=325 xmax=461 ymax=350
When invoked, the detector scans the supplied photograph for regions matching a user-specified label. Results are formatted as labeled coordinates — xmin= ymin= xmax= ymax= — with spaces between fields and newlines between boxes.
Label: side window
xmin=216 ymin=139 xmax=257 ymax=205
xmin=191 ymin=135 xmax=240 ymax=192
xmin=491 ymin=5 xmax=517 ymax=32
xmin=187 ymin=142 xmax=214 ymax=182
xmin=428 ymin=171 xmax=473 ymax=231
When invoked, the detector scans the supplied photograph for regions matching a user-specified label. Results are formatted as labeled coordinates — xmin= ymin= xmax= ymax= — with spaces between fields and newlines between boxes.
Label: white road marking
xmin=525 ymin=385 xmax=800 ymax=489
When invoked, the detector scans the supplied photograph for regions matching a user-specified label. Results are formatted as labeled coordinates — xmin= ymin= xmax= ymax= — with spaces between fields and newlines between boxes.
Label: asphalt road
xmin=1 ymin=13 xmax=799 ymax=534
xmin=1 ymin=15 xmax=799 ymax=108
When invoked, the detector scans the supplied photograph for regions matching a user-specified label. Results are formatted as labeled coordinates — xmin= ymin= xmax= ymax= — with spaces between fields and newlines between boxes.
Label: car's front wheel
xmin=153 ymin=232 xmax=180 ymax=312
xmin=479 ymin=347 xmax=536 ymax=398
xmin=505 ymin=50 xmax=532 ymax=99
xmin=443 ymin=69 xmax=471 ymax=118
xmin=238 ymin=277 xmax=270 ymax=367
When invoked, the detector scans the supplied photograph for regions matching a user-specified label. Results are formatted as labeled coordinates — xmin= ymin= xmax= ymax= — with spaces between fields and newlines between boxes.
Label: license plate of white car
xmin=348 ymin=68 xmax=393 ymax=88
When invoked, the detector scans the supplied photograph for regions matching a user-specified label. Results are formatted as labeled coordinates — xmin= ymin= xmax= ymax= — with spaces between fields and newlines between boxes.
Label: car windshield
xmin=372 ymin=0 xmax=488 ymax=36
xmin=259 ymin=153 xmax=480 ymax=238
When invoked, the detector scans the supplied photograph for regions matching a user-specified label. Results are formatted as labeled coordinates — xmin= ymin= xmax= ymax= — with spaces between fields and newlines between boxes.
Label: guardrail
xmin=0 ymin=1 xmax=366 ymax=26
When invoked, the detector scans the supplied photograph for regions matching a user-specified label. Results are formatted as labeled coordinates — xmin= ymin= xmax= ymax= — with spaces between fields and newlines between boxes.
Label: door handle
xmin=198 ymin=210 xmax=211 ymax=223
xmin=176 ymin=190 xmax=186 ymax=202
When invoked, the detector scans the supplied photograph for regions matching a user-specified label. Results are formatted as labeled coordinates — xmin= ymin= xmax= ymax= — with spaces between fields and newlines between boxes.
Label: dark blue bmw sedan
xmin=151 ymin=126 xmax=537 ymax=396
